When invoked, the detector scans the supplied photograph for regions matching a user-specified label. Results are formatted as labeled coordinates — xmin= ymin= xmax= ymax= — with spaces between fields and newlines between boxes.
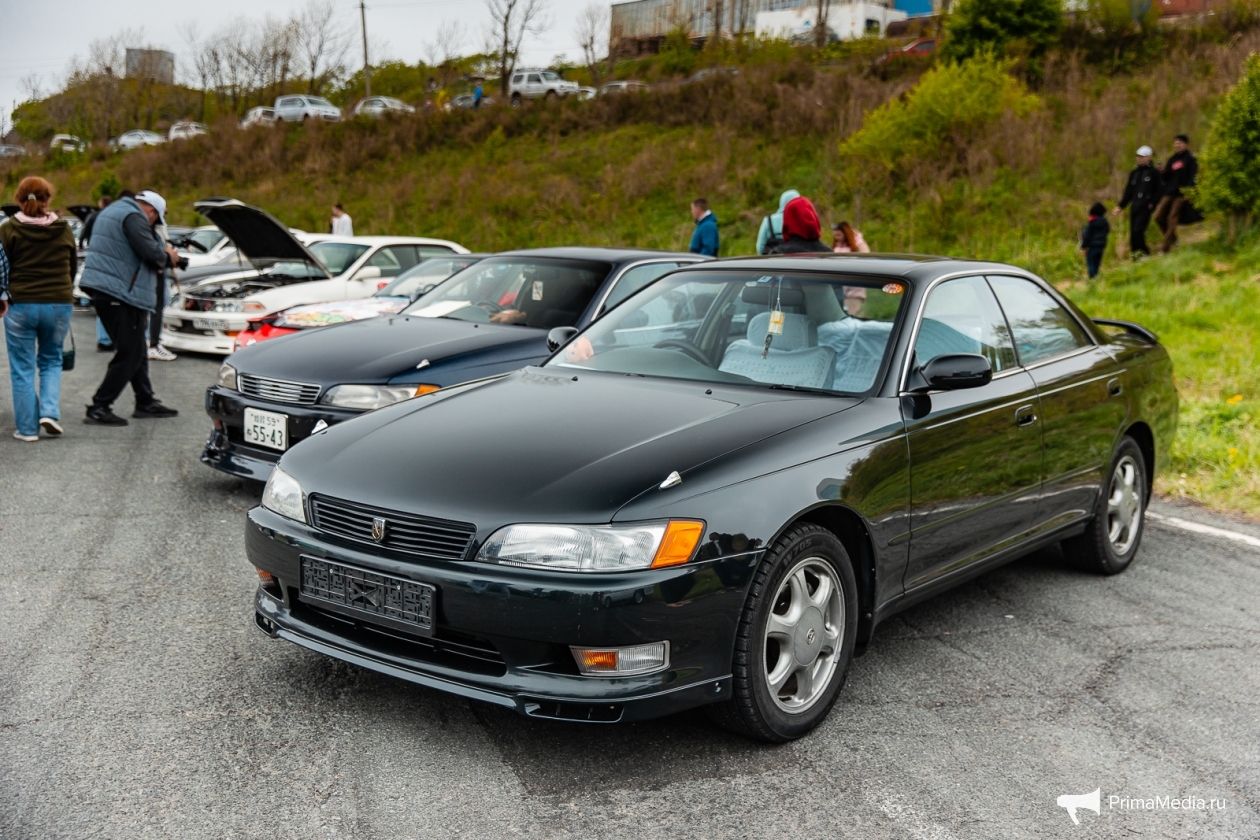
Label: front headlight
xmin=261 ymin=466 xmax=306 ymax=523
xmin=476 ymin=520 xmax=704 ymax=572
xmin=320 ymin=384 xmax=434 ymax=410
xmin=211 ymin=301 xmax=243 ymax=312
xmin=216 ymin=363 xmax=238 ymax=390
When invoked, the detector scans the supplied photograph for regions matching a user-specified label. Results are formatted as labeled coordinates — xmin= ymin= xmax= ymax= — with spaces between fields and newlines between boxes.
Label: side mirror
xmin=909 ymin=353 xmax=992 ymax=392
xmin=547 ymin=326 xmax=579 ymax=352
xmin=350 ymin=265 xmax=382 ymax=282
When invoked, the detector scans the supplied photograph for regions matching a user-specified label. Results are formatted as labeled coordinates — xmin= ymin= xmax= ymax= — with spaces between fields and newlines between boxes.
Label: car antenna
xmin=660 ymin=471 xmax=682 ymax=490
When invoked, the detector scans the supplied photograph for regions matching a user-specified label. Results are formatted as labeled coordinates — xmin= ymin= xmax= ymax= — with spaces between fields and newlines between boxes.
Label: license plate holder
xmin=193 ymin=317 xmax=230 ymax=331
xmin=299 ymin=556 xmax=435 ymax=636
xmin=243 ymin=407 xmax=288 ymax=451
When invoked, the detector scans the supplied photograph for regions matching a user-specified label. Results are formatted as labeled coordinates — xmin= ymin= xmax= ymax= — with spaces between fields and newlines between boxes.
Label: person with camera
xmin=78 ymin=190 xmax=180 ymax=426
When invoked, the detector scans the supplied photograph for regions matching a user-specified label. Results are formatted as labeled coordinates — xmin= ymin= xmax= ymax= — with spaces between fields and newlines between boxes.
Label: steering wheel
xmin=654 ymin=339 xmax=709 ymax=365
xmin=474 ymin=300 xmax=503 ymax=315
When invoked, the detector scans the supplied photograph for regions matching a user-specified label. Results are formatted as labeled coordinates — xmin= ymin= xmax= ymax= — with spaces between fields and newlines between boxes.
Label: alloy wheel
xmin=763 ymin=557 xmax=844 ymax=713
xmin=1107 ymin=454 xmax=1143 ymax=555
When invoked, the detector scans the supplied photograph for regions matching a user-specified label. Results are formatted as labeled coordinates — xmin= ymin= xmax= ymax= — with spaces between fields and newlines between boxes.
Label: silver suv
xmin=507 ymin=69 xmax=579 ymax=106
xmin=274 ymin=95 xmax=341 ymax=123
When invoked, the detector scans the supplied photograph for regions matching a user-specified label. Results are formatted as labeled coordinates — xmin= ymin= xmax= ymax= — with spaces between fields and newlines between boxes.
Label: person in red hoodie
xmin=774 ymin=196 xmax=831 ymax=254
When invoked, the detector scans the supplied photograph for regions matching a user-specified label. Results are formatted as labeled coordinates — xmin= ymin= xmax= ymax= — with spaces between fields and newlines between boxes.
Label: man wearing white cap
xmin=78 ymin=189 xmax=181 ymax=425
xmin=1113 ymin=145 xmax=1162 ymax=258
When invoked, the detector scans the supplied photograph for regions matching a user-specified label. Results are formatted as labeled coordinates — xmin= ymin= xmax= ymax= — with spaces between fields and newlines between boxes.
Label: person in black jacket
xmin=1113 ymin=145 xmax=1160 ymax=257
xmin=1154 ymin=134 xmax=1198 ymax=253
xmin=1080 ymin=202 xmax=1110 ymax=279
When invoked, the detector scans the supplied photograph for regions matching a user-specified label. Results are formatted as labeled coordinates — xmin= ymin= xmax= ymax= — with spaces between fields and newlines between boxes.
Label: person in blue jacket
xmin=689 ymin=198 xmax=719 ymax=257
xmin=755 ymin=189 xmax=800 ymax=255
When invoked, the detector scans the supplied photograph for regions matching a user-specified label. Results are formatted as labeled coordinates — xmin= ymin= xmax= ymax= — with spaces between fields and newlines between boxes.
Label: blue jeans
xmin=1085 ymin=248 xmax=1104 ymax=279
xmin=4 ymin=303 xmax=73 ymax=436
xmin=97 ymin=316 xmax=112 ymax=347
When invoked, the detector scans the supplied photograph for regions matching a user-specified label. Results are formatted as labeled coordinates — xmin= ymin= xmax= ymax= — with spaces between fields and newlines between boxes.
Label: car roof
xmin=668 ymin=252 xmax=1034 ymax=283
xmin=316 ymin=235 xmax=467 ymax=248
xmin=488 ymin=246 xmax=705 ymax=266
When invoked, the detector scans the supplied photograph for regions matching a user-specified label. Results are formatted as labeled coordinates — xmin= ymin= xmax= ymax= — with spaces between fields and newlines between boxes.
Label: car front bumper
xmin=202 ymin=385 xmax=362 ymax=480
xmin=163 ymin=309 xmax=251 ymax=355
xmin=246 ymin=506 xmax=753 ymax=722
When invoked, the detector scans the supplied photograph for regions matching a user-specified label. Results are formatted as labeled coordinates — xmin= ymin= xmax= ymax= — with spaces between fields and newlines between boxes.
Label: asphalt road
xmin=2 ymin=310 xmax=1258 ymax=839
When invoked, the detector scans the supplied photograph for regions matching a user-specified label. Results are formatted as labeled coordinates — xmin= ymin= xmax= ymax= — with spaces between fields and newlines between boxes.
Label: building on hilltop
xmin=125 ymin=49 xmax=175 ymax=84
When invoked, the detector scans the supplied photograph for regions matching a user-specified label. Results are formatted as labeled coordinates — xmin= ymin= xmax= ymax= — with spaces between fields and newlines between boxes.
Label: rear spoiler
xmin=1092 ymin=318 xmax=1158 ymax=344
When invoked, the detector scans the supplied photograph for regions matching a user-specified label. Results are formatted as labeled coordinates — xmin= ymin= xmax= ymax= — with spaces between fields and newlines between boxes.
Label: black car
xmin=245 ymin=255 xmax=1177 ymax=741
xmin=205 ymin=248 xmax=706 ymax=480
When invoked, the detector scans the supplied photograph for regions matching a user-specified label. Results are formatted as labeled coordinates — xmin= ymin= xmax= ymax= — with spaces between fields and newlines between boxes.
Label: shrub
xmin=940 ymin=0 xmax=1065 ymax=68
xmin=1195 ymin=53 xmax=1260 ymax=234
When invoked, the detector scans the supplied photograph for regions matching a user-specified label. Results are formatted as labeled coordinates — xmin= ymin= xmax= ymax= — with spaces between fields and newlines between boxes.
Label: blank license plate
xmin=193 ymin=317 xmax=230 ymax=331
xmin=243 ymin=407 xmax=287 ymax=451
xmin=300 ymin=556 xmax=435 ymax=636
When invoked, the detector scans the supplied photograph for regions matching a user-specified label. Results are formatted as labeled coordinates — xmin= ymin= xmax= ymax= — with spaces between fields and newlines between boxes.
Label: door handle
xmin=1108 ymin=378 xmax=1123 ymax=397
xmin=1015 ymin=405 xmax=1037 ymax=427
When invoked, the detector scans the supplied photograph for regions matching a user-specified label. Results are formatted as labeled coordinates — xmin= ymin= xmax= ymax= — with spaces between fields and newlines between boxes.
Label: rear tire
xmin=511 ymin=93 xmax=522 ymax=108
xmin=1062 ymin=436 xmax=1148 ymax=575
xmin=706 ymin=523 xmax=858 ymax=742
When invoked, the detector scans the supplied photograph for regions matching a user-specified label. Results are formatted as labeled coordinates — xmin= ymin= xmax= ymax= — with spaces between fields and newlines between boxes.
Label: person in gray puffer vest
xmin=78 ymin=190 xmax=181 ymax=425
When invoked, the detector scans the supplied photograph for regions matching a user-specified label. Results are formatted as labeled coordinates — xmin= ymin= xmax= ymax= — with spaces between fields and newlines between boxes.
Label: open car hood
xmin=193 ymin=198 xmax=330 ymax=277
xmin=66 ymin=205 xmax=96 ymax=223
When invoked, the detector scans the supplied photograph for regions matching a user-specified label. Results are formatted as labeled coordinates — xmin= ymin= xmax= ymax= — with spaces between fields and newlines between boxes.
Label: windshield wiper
xmin=765 ymin=383 xmax=839 ymax=396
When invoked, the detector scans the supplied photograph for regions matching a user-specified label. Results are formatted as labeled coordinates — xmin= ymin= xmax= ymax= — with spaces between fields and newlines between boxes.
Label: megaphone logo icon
xmin=1057 ymin=788 xmax=1101 ymax=825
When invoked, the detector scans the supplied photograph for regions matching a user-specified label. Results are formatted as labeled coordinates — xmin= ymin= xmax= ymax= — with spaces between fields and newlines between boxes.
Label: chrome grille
xmin=238 ymin=374 xmax=321 ymax=406
xmin=309 ymin=495 xmax=477 ymax=561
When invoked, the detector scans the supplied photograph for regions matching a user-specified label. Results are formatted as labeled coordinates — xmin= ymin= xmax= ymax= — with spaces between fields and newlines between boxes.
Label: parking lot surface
xmin=2 ymin=312 xmax=1258 ymax=838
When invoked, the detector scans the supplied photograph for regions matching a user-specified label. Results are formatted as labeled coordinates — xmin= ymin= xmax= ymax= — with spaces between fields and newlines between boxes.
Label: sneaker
xmin=13 ymin=431 xmax=38 ymax=442
xmin=97 ymin=342 xmax=113 ymax=352
xmin=84 ymin=405 xmax=129 ymax=426
xmin=39 ymin=418 xmax=63 ymax=436
xmin=148 ymin=344 xmax=178 ymax=362
xmin=133 ymin=401 xmax=179 ymax=419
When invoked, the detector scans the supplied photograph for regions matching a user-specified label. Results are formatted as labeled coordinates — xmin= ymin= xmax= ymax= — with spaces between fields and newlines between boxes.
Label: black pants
xmin=1129 ymin=208 xmax=1152 ymax=256
xmin=92 ymin=293 xmax=156 ymax=409
xmin=1085 ymin=248 xmax=1104 ymax=278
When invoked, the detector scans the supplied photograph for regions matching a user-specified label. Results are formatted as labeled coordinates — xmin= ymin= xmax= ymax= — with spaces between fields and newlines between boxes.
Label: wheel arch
xmin=1123 ymin=421 xmax=1156 ymax=500
xmin=785 ymin=503 xmax=878 ymax=656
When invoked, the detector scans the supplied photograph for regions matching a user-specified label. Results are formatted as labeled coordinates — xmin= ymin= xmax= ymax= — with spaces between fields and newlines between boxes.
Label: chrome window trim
xmin=591 ymin=258 xmax=705 ymax=319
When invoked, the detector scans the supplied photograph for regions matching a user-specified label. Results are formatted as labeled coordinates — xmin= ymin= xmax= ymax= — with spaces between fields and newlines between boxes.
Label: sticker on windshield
xmin=532 ymin=281 xmax=544 ymax=301
xmin=882 ymin=283 xmax=904 ymax=294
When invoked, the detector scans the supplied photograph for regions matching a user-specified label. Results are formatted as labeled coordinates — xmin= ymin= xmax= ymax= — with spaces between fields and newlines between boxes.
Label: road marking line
xmin=1147 ymin=512 xmax=1260 ymax=549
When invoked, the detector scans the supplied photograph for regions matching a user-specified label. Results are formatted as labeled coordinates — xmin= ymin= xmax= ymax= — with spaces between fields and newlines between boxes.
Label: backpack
xmin=761 ymin=215 xmax=783 ymax=254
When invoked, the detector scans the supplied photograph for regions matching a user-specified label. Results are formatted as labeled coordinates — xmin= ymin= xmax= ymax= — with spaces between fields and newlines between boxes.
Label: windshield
xmin=307 ymin=96 xmax=334 ymax=107
xmin=266 ymin=242 xmax=368 ymax=278
xmin=185 ymin=228 xmax=225 ymax=252
xmin=542 ymin=71 xmax=561 ymax=82
xmin=545 ymin=271 xmax=907 ymax=394
xmin=378 ymin=257 xmax=482 ymax=298
xmin=404 ymin=258 xmax=610 ymax=328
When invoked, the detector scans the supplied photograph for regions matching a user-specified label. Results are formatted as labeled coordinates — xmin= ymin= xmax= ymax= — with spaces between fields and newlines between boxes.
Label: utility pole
xmin=360 ymin=0 xmax=372 ymax=97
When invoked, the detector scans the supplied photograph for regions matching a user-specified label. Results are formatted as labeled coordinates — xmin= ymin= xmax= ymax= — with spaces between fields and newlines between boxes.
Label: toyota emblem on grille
xmin=371 ymin=517 xmax=387 ymax=542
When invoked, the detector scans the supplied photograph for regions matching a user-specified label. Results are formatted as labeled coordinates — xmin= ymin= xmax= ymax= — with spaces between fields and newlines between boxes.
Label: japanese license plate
xmin=299 ymin=556 xmax=435 ymax=636
xmin=193 ymin=317 xmax=230 ymax=331
xmin=243 ymin=407 xmax=287 ymax=451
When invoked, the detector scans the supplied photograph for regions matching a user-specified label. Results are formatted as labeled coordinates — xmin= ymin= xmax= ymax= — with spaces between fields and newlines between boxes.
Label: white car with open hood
xmin=160 ymin=198 xmax=467 ymax=355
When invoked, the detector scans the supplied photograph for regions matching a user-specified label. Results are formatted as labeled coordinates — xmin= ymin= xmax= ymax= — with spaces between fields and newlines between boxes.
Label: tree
xmin=485 ymin=0 xmax=549 ymax=95
xmin=1195 ymin=53 xmax=1260 ymax=236
xmin=296 ymin=0 xmax=351 ymax=96
xmin=574 ymin=4 xmax=608 ymax=83
xmin=940 ymin=0 xmax=1064 ymax=65
xmin=814 ymin=0 xmax=833 ymax=49
xmin=424 ymin=20 xmax=468 ymax=67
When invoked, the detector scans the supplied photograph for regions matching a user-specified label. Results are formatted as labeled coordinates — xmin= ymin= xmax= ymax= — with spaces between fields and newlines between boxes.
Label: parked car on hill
xmin=242 ymin=107 xmax=277 ymax=128
xmin=875 ymin=37 xmax=937 ymax=64
xmin=161 ymin=198 xmax=466 ymax=355
xmin=204 ymin=247 xmax=705 ymax=479
xmin=447 ymin=93 xmax=496 ymax=110
xmin=275 ymin=95 xmax=341 ymax=123
xmin=169 ymin=121 xmax=209 ymax=140
xmin=576 ymin=86 xmax=596 ymax=101
xmin=353 ymin=96 xmax=416 ymax=118
xmin=0 ymin=145 xmax=28 ymax=158
xmin=233 ymin=254 xmax=489 ymax=350
xmin=508 ymin=69 xmax=580 ymax=105
xmin=49 ymin=134 xmax=86 ymax=153
xmin=599 ymin=80 xmax=648 ymax=95
xmin=244 ymin=254 xmax=1176 ymax=740
xmin=111 ymin=130 xmax=165 ymax=150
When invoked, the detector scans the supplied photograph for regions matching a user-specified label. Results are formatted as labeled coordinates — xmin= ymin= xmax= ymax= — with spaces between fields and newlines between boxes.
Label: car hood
xmin=282 ymin=368 xmax=858 ymax=527
xmin=274 ymin=296 xmax=409 ymax=328
xmin=193 ymin=198 xmax=328 ymax=276
xmin=230 ymin=313 xmax=547 ymax=384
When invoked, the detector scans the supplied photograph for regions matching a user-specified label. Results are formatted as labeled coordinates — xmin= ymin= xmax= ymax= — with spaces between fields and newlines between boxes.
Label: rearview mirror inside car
xmin=547 ymin=326 xmax=579 ymax=352
xmin=908 ymin=353 xmax=992 ymax=392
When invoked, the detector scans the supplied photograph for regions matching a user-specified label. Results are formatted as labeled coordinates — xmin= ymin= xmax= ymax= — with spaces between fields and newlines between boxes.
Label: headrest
xmin=747 ymin=311 xmax=816 ymax=351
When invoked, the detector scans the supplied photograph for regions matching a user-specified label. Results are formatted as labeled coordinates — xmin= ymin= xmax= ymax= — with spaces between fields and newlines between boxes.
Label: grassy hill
xmin=4 ymin=33 xmax=1258 ymax=515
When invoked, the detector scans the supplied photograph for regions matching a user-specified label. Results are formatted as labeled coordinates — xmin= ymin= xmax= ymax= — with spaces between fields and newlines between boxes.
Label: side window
xmin=416 ymin=245 xmax=455 ymax=261
xmin=512 ymin=74 xmax=524 ymax=84
xmin=528 ymin=74 xmax=542 ymax=84
xmin=914 ymin=275 xmax=1017 ymax=373
xmin=987 ymin=275 xmax=1091 ymax=366
xmin=602 ymin=262 xmax=679 ymax=312
xmin=366 ymin=246 xmax=413 ymax=278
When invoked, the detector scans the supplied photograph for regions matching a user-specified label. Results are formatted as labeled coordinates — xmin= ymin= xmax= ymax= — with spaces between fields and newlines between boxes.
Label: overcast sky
xmin=1 ymin=0 xmax=597 ymax=131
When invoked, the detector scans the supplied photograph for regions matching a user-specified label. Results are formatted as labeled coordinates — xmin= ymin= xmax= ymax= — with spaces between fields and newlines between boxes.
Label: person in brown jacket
xmin=0 ymin=176 xmax=77 ymax=441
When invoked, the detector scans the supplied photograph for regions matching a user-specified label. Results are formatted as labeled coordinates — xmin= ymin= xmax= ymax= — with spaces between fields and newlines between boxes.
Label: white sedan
xmin=160 ymin=199 xmax=467 ymax=355
xmin=112 ymin=130 xmax=165 ymax=150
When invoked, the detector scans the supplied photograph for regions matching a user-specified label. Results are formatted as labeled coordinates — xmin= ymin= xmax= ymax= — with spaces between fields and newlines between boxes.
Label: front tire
xmin=510 ymin=93 xmax=522 ymax=108
xmin=1062 ymin=436 xmax=1148 ymax=575
xmin=707 ymin=523 xmax=858 ymax=742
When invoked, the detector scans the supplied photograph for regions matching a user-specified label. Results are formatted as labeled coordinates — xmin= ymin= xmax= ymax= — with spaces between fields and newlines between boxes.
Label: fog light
xmin=571 ymin=641 xmax=669 ymax=676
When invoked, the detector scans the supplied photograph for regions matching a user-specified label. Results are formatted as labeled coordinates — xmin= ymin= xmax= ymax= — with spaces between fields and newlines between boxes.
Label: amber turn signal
xmin=413 ymin=384 xmax=441 ymax=397
xmin=257 ymin=569 xmax=277 ymax=586
xmin=650 ymin=520 xmax=705 ymax=568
